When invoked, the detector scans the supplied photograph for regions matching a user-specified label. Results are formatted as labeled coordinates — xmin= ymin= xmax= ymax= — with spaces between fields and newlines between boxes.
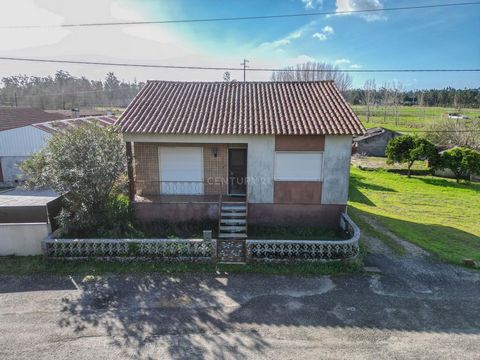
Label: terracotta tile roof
xmin=0 ymin=107 xmax=68 ymax=132
xmin=117 ymin=81 xmax=365 ymax=136
xmin=32 ymin=115 xmax=116 ymax=134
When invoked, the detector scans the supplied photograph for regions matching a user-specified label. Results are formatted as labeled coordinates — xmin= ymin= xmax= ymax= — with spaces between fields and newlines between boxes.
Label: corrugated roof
xmin=32 ymin=115 xmax=116 ymax=134
xmin=117 ymin=81 xmax=365 ymax=136
xmin=0 ymin=107 xmax=67 ymax=132
xmin=44 ymin=109 xmax=107 ymax=118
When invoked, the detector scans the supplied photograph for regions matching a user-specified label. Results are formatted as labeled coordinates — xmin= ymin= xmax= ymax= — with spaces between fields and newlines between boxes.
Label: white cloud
xmin=260 ymin=21 xmax=317 ymax=49
xmin=322 ymin=25 xmax=334 ymax=34
xmin=312 ymin=33 xmax=327 ymax=41
xmin=350 ymin=63 xmax=362 ymax=69
xmin=301 ymin=0 xmax=323 ymax=9
xmin=286 ymin=54 xmax=315 ymax=65
xmin=335 ymin=0 xmax=386 ymax=22
xmin=335 ymin=58 xmax=351 ymax=65
xmin=0 ymin=0 xmax=68 ymax=51
xmin=0 ymin=0 xmax=276 ymax=82
xmin=312 ymin=25 xmax=334 ymax=41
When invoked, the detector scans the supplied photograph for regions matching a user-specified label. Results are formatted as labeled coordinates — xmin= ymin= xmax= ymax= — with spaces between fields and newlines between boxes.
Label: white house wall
xmin=124 ymin=133 xmax=275 ymax=203
xmin=321 ymin=135 xmax=353 ymax=205
xmin=1 ymin=156 xmax=30 ymax=182
xmin=0 ymin=125 xmax=51 ymax=182
xmin=246 ymin=136 xmax=275 ymax=203
xmin=0 ymin=126 xmax=51 ymax=156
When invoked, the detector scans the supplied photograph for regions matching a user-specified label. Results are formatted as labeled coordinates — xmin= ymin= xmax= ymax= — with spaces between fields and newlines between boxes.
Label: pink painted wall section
xmin=275 ymin=135 xmax=325 ymax=151
xmin=273 ymin=181 xmax=322 ymax=204
xmin=134 ymin=202 xmax=219 ymax=223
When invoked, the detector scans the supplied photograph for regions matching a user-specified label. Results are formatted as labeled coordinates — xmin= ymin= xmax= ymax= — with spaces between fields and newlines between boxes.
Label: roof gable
xmin=116 ymin=81 xmax=365 ymax=136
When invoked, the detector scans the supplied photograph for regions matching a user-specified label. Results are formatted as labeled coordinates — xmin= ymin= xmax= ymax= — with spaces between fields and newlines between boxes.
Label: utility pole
xmin=240 ymin=59 xmax=249 ymax=82
xmin=14 ymin=92 xmax=17 ymax=107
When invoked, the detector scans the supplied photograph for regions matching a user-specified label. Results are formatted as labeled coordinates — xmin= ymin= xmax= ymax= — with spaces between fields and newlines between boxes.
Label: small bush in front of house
xmin=21 ymin=121 xmax=129 ymax=237
xmin=136 ymin=220 xmax=218 ymax=239
xmin=248 ymin=225 xmax=347 ymax=240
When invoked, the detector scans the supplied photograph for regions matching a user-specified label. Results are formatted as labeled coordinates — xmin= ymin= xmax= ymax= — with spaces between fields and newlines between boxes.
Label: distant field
xmin=351 ymin=105 xmax=480 ymax=133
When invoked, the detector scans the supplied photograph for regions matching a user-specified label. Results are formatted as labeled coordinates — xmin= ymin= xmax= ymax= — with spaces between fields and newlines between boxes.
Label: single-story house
xmin=353 ymin=127 xmax=401 ymax=157
xmin=117 ymin=81 xmax=365 ymax=234
xmin=0 ymin=107 xmax=115 ymax=184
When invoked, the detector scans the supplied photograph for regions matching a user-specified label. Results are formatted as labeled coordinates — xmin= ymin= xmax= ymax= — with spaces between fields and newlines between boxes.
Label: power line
xmin=4 ymin=88 xmax=136 ymax=99
xmin=2 ymin=2 xmax=479 ymax=28
xmin=0 ymin=56 xmax=479 ymax=73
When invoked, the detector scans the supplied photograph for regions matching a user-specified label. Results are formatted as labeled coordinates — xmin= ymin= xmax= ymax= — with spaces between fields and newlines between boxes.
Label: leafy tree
xmin=271 ymin=61 xmax=352 ymax=92
xmin=386 ymin=135 xmax=439 ymax=177
xmin=0 ymin=71 xmax=144 ymax=109
xmin=440 ymin=147 xmax=480 ymax=183
xmin=21 ymin=122 xmax=127 ymax=236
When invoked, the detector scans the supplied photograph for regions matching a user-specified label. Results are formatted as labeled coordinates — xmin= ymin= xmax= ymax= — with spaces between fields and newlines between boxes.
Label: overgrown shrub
xmin=21 ymin=122 xmax=128 ymax=237
xmin=439 ymin=147 xmax=480 ymax=183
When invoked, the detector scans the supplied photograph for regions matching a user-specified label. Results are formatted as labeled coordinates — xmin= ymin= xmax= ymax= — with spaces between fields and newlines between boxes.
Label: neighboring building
xmin=353 ymin=127 xmax=401 ymax=157
xmin=0 ymin=108 xmax=115 ymax=184
xmin=0 ymin=108 xmax=67 ymax=183
xmin=117 ymin=81 xmax=365 ymax=231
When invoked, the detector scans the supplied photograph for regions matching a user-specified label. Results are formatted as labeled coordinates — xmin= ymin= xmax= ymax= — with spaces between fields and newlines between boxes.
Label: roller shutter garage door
xmin=159 ymin=147 xmax=204 ymax=194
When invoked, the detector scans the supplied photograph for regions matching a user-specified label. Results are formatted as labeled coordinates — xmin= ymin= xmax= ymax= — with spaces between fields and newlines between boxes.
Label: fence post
xmin=245 ymin=241 xmax=252 ymax=264
xmin=204 ymin=230 xmax=216 ymax=262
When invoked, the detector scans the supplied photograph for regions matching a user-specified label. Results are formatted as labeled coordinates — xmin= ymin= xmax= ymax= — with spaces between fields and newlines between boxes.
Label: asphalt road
xmin=1 ymin=237 xmax=479 ymax=359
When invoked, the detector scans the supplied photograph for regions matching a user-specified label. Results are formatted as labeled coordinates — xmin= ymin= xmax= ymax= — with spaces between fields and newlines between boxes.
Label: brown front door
xmin=228 ymin=148 xmax=247 ymax=195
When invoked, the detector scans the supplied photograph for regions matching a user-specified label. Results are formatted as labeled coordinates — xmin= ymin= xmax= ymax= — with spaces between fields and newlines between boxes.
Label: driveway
xmin=0 ymin=236 xmax=479 ymax=359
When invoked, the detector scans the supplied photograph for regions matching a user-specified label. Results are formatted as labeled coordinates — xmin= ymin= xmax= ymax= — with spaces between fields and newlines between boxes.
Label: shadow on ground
xmin=350 ymin=207 xmax=480 ymax=264
xmin=349 ymin=172 xmax=396 ymax=207
xmin=56 ymin=266 xmax=480 ymax=360
xmin=58 ymin=274 xmax=271 ymax=359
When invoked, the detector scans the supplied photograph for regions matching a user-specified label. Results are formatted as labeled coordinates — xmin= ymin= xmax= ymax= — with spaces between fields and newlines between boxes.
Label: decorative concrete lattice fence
xmin=246 ymin=213 xmax=360 ymax=262
xmin=43 ymin=231 xmax=215 ymax=261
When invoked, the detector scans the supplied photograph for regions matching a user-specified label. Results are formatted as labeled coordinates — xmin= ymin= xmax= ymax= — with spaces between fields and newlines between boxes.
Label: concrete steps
xmin=218 ymin=200 xmax=247 ymax=263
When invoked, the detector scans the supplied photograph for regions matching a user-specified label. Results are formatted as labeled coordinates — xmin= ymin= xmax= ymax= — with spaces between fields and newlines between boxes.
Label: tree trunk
xmin=407 ymin=161 xmax=414 ymax=178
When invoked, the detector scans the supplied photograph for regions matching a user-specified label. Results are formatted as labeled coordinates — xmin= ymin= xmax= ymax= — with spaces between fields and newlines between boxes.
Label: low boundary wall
xmin=0 ymin=223 xmax=49 ymax=256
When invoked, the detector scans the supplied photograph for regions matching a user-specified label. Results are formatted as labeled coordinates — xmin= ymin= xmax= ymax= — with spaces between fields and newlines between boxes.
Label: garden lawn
xmin=349 ymin=167 xmax=480 ymax=265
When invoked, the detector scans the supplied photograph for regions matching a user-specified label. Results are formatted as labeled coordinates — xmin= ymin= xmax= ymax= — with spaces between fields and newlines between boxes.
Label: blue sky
xmin=0 ymin=0 xmax=478 ymax=89
xmin=133 ymin=0 xmax=480 ymax=88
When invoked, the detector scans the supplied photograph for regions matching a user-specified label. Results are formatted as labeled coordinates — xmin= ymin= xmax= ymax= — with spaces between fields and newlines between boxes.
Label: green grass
xmin=248 ymin=225 xmax=346 ymax=240
xmin=351 ymin=105 xmax=480 ymax=132
xmin=349 ymin=166 xmax=480 ymax=264
xmin=0 ymin=256 xmax=362 ymax=276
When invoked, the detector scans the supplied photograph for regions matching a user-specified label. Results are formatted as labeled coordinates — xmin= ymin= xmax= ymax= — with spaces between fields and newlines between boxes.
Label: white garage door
xmin=159 ymin=147 xmax=204 ymax=195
